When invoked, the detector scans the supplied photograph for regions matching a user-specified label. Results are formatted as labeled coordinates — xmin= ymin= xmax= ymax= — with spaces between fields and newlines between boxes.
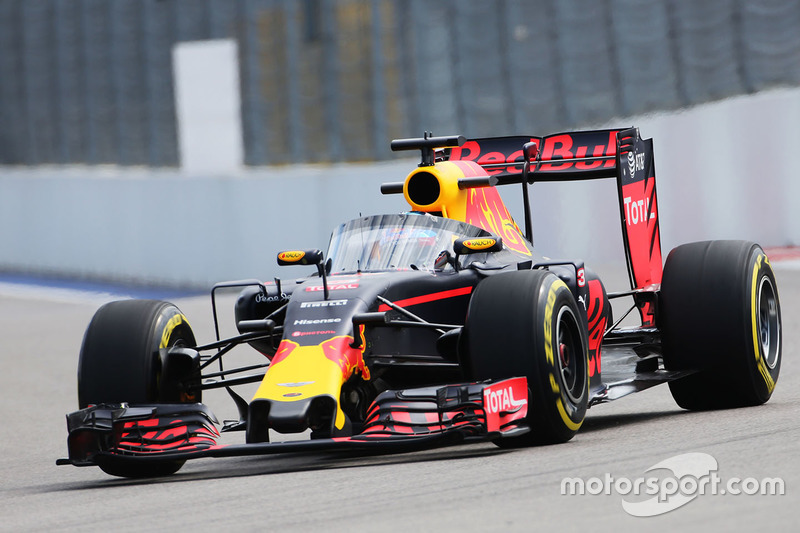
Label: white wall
xmin=0 ymin=163 xmax=403 ymax=288
xmin=1 ymin=88 xmax=798 ymax=288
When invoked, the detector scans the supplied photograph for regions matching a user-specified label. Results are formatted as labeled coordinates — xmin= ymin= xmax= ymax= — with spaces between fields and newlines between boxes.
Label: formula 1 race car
xmin=59 ymin=128 xmax=782 ymax=477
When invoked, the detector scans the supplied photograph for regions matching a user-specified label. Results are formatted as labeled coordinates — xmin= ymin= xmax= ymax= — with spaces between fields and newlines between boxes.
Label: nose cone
xmin=250 ymin=335 xmax=369 ymax=436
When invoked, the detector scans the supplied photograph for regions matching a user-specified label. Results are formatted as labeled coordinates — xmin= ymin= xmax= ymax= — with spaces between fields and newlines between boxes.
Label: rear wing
xmin=448 ymin=130 xmax=620 ymax=182
xmin=447 ymin=128 xmax=663 ymax=295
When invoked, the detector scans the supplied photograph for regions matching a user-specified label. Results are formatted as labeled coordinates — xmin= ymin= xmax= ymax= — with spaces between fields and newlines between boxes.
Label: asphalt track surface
xmin=1 ymin=264 xmax=798 ymax=532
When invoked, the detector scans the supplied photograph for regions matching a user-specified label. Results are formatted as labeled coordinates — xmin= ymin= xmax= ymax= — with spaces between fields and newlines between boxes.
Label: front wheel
xmin=77 ymin=299 xmax=198 ymax=477
xmin=463 ymin=270 xmax=589 ymax=446
xmin=660 ymin=241 xmax=781 ymax=410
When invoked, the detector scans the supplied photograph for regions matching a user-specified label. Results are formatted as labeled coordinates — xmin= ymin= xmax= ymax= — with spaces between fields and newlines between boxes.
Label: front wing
xmin=58 ymin=377 xmax=529 ymax=469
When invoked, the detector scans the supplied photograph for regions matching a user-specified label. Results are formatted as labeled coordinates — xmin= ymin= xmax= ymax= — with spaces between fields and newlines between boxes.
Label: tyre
xmin=463 ymin=270 xmax=589 ymax=445
xmin=660 ymin=241 xmax=781 ymax=410
xmin=77 ymin=299 xmax=198 ymax=477
xmin=78 ymin=299 xmax=198 ymax=406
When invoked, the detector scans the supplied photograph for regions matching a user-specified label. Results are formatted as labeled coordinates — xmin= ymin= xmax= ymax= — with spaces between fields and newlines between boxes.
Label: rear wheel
xmin=660 ymin=241 xmax=781 ymax=409
xmin=78 ymin=299 xmax=198 ymax=477
xmin=463 ymin=270 xmax=589 ymax=446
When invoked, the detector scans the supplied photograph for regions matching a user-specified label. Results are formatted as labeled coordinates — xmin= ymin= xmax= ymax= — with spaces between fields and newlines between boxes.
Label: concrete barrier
xmin=1 ymin=87 xmax=798 ymax=288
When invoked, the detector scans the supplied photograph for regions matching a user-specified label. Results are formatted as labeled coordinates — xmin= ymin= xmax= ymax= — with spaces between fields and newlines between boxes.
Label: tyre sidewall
xmin=530 ymin=276 xmax=589 ymax=441
xmin=151 ymin=304 xmax=198 ymax=402
xmin=740 ymin=249 xmax=781 ymax=403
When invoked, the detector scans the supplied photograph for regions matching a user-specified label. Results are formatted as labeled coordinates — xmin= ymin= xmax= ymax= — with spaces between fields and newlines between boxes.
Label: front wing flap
xmin=58 ymin=377 xmax=529 ymax=468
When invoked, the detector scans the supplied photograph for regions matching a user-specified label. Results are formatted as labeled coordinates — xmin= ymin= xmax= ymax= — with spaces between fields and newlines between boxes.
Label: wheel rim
xmin=757 ymin=276 xmax=780 ymax=369
xmin=556 ymin=306 xmax=585 ymax=403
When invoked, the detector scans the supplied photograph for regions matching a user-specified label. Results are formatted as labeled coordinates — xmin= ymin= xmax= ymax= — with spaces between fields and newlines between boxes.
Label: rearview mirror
xmin=453 ymin=237 xmax=503 ymax=256
xmin=277 ymin=249 xmax=329 ymax=299
xmin=277 ymin=249 xmax=324 ymax=266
